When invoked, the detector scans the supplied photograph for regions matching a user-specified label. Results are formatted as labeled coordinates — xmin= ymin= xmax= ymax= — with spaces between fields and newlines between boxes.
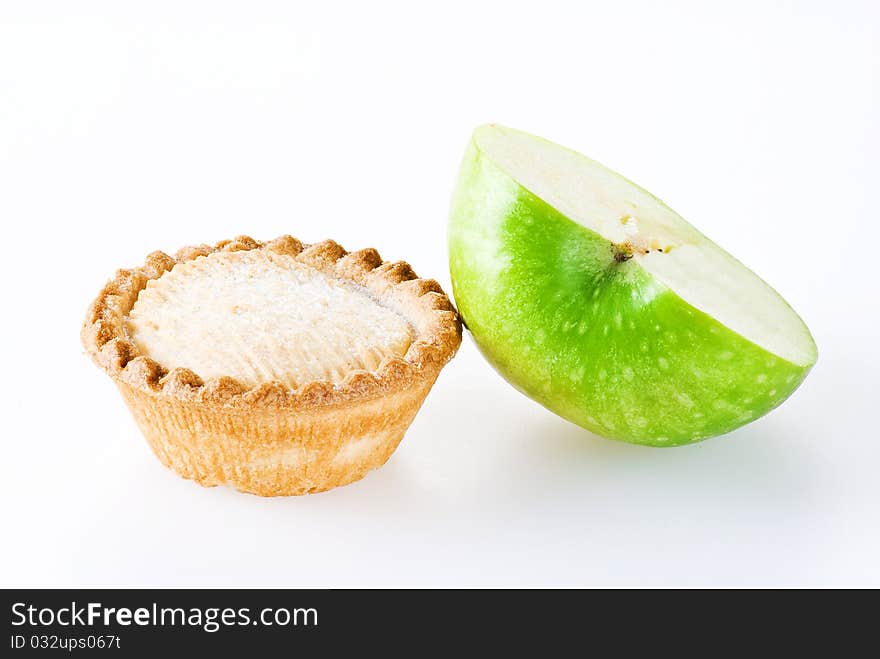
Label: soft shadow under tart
xmin=82 ymin=235 xmax=461 ymax=496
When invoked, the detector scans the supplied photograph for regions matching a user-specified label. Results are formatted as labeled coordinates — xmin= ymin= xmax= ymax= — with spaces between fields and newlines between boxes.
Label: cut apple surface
xmin=449 ymin=124 xmax=817 ymax=446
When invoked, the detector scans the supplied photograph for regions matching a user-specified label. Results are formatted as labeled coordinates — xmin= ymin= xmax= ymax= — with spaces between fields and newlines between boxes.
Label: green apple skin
xmin=449 ymin=138 xmax=816 ymax=446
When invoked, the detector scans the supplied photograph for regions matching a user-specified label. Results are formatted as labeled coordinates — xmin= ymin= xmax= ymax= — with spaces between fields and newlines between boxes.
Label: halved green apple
xmin=449 ymin=124 xmax=817 ymax=446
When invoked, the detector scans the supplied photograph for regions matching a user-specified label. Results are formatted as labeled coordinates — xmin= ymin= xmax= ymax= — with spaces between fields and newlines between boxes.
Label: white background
xmin=1 ymin=1 xmax=878 ymax=587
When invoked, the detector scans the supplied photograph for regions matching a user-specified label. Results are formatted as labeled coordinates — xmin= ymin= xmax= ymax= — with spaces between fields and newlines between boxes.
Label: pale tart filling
xmin=125 ymin=249 xmax=413 ymax=389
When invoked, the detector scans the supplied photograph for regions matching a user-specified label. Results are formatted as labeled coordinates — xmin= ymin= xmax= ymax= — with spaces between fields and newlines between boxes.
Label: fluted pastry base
xmin=117 ymin=374 xmax=437 ymax=496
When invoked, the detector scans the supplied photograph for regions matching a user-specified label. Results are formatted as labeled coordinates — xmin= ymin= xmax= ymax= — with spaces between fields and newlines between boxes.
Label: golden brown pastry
xmin=82 ymin=235 xmax=461 ymax=496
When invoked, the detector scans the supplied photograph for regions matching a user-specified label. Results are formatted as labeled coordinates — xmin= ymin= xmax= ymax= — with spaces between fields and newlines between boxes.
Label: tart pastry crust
xmin=82 ymin=235 xmax=461 ymax=496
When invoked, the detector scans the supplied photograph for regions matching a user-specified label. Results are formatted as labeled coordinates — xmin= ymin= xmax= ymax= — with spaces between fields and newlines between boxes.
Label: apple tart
xmin=82 ymin=235 xmax=461 ymax=496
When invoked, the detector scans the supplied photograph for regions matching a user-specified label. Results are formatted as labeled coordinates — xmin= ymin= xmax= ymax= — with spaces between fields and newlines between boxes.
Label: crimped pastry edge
xmin=82 ymin=234 xmax=462 ymax=410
